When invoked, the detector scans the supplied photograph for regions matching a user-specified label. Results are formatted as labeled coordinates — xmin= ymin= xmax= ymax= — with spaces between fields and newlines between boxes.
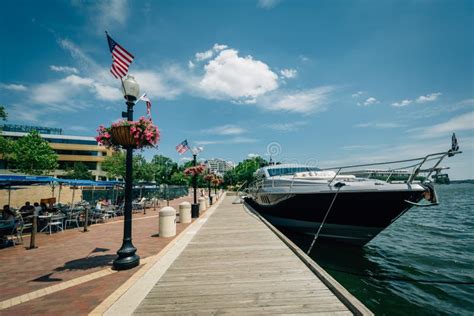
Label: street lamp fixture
xmin=113 ymin=75 xmax=140 ymax=271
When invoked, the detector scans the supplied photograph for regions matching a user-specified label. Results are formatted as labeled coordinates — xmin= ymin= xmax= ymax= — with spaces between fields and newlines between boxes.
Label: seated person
xmin=0 ymin=205 xmax=16 ymax=226
xmin=0 ymin=205 xmax=17 ymax=245
xmin=33 ymin=202 xmax=42 ymax=216
xmin=95 ymin=199 xmax=102 ymax=210
xmin=19 ymin=201 xmax=35 ymax=216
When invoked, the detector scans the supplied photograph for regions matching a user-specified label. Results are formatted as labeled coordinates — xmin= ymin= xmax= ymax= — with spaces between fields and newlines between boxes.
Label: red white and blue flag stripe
xmin=176 ymin=140 xmax=190 ymax=155
xmin=139 ymin=93 xmax=152 ymax=117
xmin=106 ymin=33 xmax=134 ymax=79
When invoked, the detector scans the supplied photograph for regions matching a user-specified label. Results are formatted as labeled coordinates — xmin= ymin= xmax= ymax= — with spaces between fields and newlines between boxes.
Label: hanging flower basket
xmin=184 ymin=164 xmax=206 ymax=176
xmin=110 ymin=125 xmax=135 ymax=147
xmin=204 ymin=174 xmax=215 ymax=182
xmin=96 ymin=117 xmax=160 ymax=150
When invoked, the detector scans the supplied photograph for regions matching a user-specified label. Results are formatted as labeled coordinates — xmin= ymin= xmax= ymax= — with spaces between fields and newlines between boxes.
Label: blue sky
xmin=1 ymin=0 xmax=473 ymax=179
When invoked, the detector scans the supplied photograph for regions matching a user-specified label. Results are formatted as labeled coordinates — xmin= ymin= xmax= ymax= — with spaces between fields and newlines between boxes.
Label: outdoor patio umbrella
xmin=0 ymin=175 xmax=58 ymax=205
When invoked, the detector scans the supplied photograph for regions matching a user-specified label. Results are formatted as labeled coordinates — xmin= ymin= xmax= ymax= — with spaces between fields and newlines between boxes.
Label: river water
xmin=283 ymin=183 xmax=474 ymax=315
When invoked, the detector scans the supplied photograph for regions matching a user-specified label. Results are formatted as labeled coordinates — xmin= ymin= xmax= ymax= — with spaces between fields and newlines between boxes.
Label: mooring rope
xmin=307 ymin=182 xmax=345 ymax=255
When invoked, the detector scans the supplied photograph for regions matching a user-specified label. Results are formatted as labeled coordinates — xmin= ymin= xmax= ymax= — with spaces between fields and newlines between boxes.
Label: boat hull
xmin=246 ymin=190 xmax=424 ymax=246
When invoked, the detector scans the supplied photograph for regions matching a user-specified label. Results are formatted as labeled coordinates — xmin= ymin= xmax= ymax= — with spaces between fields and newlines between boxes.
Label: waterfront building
xmin=206 ymin=158 xmax=235 ymax=176
xmin=0 ymin=124 xmax=112 ymax=180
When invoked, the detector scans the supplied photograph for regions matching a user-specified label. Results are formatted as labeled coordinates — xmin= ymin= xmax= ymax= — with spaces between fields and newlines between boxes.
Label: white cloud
xmin=265 ymin=121 xmax=307 ymax=132
xmin=57 ymin=39 xmax=100 ymax=76
xmin=258 ymin=0 xmax=281 ymax=9
xmin=199 ymin=48 xmax=279 ymax=102
xmin=93 ymin=83 xmax=122 ymax=101
xmin=248 ymin=153 xmax=260 ymax=158
xmin=299 ymin=55 xmax=310 ymax=62
xmin=6 ymin=104 xmax=57 ymax=126
xmin=0 ymin=83 xmax=27 ymax=91
xmin=280 ymin=68 xmax=297 ymax=79
xmin=195 ymin=49 xmax=214 ymax=61
xmin=213 ymin=43 xmax=228 ymax=51
xmin=416 ymin=92 xmax=442 ymax=103
xmin=359 ymin=97 xmax=379 ymax=106
xmin=63 ymin=74 xmax=94 ymax=86
xmin=188 ymin=60 xmax=195 ymax=69
xmin=259 ymin=86 xmax=334 ymax=114
xmin=133 ymin=70 xmax=182 ymax=100
xmin=196 ymin=137 xmax=257 ymax=146
xmin=412 ymin=112 xmax=474 ymax=139
xmin=195 ymin=43 xmax=229 ymax=62
xmin=29 ymin=75 xmax=121 ymax=106
xmin=203 ymin=124 xmax=246 ymax=136
xmin=355 ymin=122 xmax=404 ymax=129
xmin=351 ymin=91 xmax=364 ymax=98
xmin=392 ymin=99 xmax=413 ymax=107
xmin=50 ymin=65 xmax=79 ymax=74
xmin=341 ymin=144 xmax=381 ymax=151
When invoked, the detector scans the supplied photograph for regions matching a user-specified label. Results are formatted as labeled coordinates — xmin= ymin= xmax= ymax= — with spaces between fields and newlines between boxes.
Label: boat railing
xmin=248 ymin=134 xmax=462 ymax=191
xmin=251 ymin=150 xmax=462 ymax=191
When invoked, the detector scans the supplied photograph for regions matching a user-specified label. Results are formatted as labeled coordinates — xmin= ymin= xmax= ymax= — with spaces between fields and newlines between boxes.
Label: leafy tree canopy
xmin=63 ymin=162 xmax=94 ymax=180
xmin=224 ymin=156 xmax=268 ymax=187
xmin=10 ymin=130 xmax=58 ymax=175
xmin=0 ymin=106 xmax=7 ymax=121
xmin=102 ymin=151 xmax=126 ymax=179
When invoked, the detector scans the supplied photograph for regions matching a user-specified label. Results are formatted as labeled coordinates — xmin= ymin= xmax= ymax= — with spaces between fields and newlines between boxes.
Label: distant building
xmin=0 ymin=124 xmax=112 ymax=180
xmin=206 ymin=158 xmax=235 ymax=175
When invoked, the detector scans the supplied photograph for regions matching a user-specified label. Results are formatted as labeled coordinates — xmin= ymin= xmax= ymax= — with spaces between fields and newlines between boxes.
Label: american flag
xmin=106 ymin=33 xmax=134 ymax=79
xmin=139 ymin=93 xmax=152 ymax=117
xmin=176 ymin=140 xmax=190 ymax=155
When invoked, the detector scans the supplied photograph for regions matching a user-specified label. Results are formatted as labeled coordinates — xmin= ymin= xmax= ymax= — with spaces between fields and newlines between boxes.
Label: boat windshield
xmin=267 ymin=167 xmax=319 ymax=177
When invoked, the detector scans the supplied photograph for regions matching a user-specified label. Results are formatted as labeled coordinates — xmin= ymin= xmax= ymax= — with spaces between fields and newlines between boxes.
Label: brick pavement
xmin=0 ymin=193 xmax=213 ymax=315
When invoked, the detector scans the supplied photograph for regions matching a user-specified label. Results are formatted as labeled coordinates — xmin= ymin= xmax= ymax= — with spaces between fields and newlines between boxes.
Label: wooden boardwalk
xmin=132 ymin=195 xmax=368 ymax=315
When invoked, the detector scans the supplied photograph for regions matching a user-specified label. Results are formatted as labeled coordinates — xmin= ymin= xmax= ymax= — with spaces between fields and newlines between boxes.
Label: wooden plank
xmin=133 ymin=196 xmax=358 ymax=315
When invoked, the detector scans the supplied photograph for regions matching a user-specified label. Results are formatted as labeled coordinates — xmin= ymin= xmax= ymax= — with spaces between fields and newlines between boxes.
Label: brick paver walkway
xmin=0 ymin=193 xmax=207 ymax=315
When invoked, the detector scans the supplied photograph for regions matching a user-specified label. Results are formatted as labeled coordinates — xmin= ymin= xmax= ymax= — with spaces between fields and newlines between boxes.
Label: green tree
xmin=63 ymin=162 xmax=94 ymax=180
xmin=0 ymin=106 xmax=7 ymax=121
xmin=0 ymin=106 xmax=11 ymax=165
xmin=0 ymin=136 xmax=14 ymax=163
xmin=102 ymin=152 xmax=155 ymax=182
xmin=102 ymin=151 xmax=126 ymax=179
xmin=225 ymin=156 xmax=268 ymax=187
xmin=134 ymin=154 xmax=154 ymax=183
xmin=150 ymin=154 xmax=178 ymax=184
xmin=10 ymin=130 xmax=58 ymax=175
xmin=169 ymin=171 xmax=189 ymax=185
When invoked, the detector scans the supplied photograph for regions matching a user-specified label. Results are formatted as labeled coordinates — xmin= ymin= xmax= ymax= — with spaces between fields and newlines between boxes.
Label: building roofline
xmin=1 ymin=131 xmax=96 ymax=142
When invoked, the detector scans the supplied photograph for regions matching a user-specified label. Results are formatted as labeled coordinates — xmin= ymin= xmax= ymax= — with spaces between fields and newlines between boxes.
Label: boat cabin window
xmin=267 ymin=167 xmax=319 ymax=177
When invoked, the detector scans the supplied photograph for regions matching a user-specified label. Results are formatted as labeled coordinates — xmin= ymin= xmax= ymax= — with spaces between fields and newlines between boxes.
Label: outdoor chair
xmin=89 ymin=209 xmax=108 ymax=224
xmin=132 ymin=200 xmax=145 ymax=213
xmin=65 ymin=212 xmax=80 ymax=229
xmin=0 ymin=220 xmax=21 ymax=247
xmin=40 ymin=214 xmax=64 ymax=235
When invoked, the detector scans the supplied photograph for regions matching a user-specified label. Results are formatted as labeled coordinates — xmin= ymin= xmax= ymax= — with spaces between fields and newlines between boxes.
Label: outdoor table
xmin=38 ymin=214 xmax=52 ymax=233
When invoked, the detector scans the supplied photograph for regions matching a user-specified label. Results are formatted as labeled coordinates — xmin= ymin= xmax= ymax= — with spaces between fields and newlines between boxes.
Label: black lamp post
xmin=113 ymin=75 xmax=140 ymax=271
xmin=207 ymin=171 xmax=213 ymax=206
xmin=191 ymin=153 xmax=199 ymax=218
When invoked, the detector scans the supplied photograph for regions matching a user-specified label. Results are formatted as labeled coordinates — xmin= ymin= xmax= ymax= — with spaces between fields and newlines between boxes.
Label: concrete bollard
xmin=198 ymin=197 xmax=207 ymax=212
xmin=159 ymin=207 xmax=176 ymax=237
xmin=206 ymin=197 xmax=210 ymax=208
xmin=179 ymin=202 xmax=192 ymax=224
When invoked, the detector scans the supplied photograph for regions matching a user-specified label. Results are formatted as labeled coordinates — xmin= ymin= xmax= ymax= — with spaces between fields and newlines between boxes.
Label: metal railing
xmin=247 ymin=148 xmax=462 ymax=192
